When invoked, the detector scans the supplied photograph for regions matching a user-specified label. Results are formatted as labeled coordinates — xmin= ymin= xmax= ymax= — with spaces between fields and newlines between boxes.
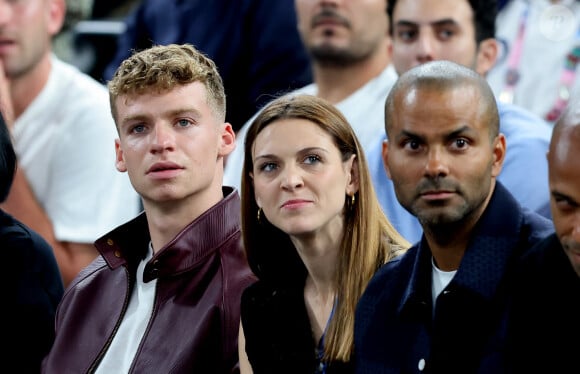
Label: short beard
xmin=309 ymin=45 xmax=368 ymax=68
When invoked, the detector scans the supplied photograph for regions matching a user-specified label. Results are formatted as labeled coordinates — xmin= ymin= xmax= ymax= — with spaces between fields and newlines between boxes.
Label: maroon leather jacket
xmin=42 ymin=188 xmax=255 ymax=373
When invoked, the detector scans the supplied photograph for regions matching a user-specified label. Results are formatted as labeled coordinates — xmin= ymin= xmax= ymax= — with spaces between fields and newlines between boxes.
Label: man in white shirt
xmin=0 ymin=0 xmax=139 ymax=286
xmin=224 ymin=0 xmax=396 ymax=190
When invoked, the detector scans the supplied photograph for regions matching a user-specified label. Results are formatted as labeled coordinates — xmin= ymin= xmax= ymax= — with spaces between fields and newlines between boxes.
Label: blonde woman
xmin=238 ymin=94 xmax=409 ymax=373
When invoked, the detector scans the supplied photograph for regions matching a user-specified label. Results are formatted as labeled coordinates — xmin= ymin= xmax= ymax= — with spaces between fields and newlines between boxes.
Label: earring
xmin=346 ymin=193 xmax=356 ymax=212
xmin=257 ymin=207 xmax=262 ymax=222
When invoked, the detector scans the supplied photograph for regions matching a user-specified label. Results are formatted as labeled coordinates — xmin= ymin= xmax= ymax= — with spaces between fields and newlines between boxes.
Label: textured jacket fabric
xmin=42 ymin=188 xmax=255 ymax=373
xmin=2 ymin=209 xmax=64 ymax=373
xmin=241 ymin=277 xmax=353 ymax=374
xmin=503 ymin=233 xmax=580 ymax=373
xmin=354 ymin=182 xmax=554 ymax=374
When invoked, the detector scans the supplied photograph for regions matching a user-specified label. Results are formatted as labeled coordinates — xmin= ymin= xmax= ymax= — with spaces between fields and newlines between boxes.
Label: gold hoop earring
xmin=257 ymin=207 xmax=262 ymax=222
xmin=346 ymin=193 xmax=356 ymax=212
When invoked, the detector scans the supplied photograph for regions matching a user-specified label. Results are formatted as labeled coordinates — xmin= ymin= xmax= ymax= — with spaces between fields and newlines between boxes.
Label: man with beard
xmin=224 ymin=0 xmax=395 ymax=189
xmin=368 ymin=0 xmax=554 ymax=244
xmin=353 ymin=61 xmax=553 ymax=373
xmin=0 ymin=0 xmax=139 ymax=287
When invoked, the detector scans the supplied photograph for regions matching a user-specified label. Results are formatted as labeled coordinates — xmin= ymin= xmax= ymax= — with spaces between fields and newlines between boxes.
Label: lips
xmin=311 ymin=11 xmax=349 ymax=29
xmin=419 ymin=190 xmax=455 ymax=201
xmin=280 ymin=199 xmax=311 ymax=209
xmin=0 ymin=38 xmax=16 ymax=55
xmin=420 ymin=190 xmax=453 ymax=196
xmin=147 ymin=161 xmax=182 ymax=174
xmin=313 ymin=17 xmax=341 ymax=27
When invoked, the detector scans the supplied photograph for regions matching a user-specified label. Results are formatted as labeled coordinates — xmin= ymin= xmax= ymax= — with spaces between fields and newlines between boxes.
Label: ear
xmin=249 ymin=171 xmax=255 ymax=193
xmin=115 ymin=138 xmax=128 ymax=172
xmin=382 ymin=139 xmax=392 ymax=179
xmin=345 ymin=154 xmax=360 ymax=195
xmin=490 ymin=133 xmax=506 ymax=178
xmin=47 ymin=0 xmax=66 ymax=37
xmin=218 ymin=122 xmax=236 ymax=157
xmin=475 ymin=38 xmax=498 ymax=76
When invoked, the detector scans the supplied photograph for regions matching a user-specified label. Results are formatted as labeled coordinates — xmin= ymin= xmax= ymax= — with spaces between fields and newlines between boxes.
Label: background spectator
xmin=1 ymin=110 xmax=64 ymax=373
xmin=225 ymin=0 xmax=395 ymax=190
xmin=0 ymin=0 xmax=139 ymax=287
xmin=368 ymin=0 xmax=553 ymax=243
xmin=503 ymin=98 xmax=580 ymax=373
xmin=101 ymin=0 xmax=312 ymax=131
xmin=487 ymin=0 xmax=580 ymax=124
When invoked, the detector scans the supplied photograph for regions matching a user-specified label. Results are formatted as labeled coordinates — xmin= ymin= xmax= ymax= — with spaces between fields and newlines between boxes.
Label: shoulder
xmin=517 ymin=233 xmax=561 ymax=272
xmin=241 ymin=280 xmax=304 ymax=322
xmin=59 ymin=256 xmax=118 ymax=313
xmin=65 ymin=256 xmax=110 ymax=292
xmin=355 ymin=249 xmax=415 ymax=348
xmin=52 ymin=57 xmax=108 ymax=93
xmin=50 ymin=57 xmax=111 ymax=114
xmin=0 ymin=211 xmax=53 ymax=259
xmin=520 ymin=207 xmax=554 ymax=241
xmin=0 ymin=211 xmax=62 ymax=293
xmin=361 ymin=249 xmax=413 ymax=303
xmin=242 ymin=280 xmax=286 ymax=306
xmin=497 ymin=101 xmax=553 ymax=141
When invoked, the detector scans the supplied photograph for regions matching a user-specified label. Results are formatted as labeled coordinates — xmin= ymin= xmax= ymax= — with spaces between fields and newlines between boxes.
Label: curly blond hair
xmin=107 ymin=43 xmax=226 ymax=124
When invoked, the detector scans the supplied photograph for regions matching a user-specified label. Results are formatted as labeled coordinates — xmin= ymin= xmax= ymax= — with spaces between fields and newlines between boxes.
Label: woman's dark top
xmin=241 ymin=279 xmax=353 ymax=374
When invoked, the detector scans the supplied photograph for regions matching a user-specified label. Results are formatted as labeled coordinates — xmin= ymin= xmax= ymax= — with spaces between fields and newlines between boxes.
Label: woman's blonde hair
xmin=241 ymin=94 xmax=410 ymax=362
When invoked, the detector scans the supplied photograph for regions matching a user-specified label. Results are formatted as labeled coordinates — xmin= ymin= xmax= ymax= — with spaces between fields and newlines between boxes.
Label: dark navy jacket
xmin=104 ymin=0 xmax=312 ymax=131
xmin=2 ymin=209 xmax=64 ymax=373
xmin=503 ymin=233 xmax=580 ymax=373
xmin=354 ymin=182 xmax=553 ymax=374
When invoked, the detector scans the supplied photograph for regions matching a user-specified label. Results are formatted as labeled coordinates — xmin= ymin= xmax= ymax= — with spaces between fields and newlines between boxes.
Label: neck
xmin=304 ymin=275 xmax=336 ymax=343
xmin=144 ymin=187 xmax=224 ymax=253
xmin=290 ymin=227 xmax=341 ymax=288
xmin=312 ymin=38 xmax=392 ymax=104
xmin=9 ymin=52 xmax=53 ymax=120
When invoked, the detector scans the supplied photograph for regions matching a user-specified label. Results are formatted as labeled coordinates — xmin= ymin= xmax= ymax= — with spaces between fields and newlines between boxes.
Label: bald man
xmin=353 ymin=60 xmax=553 ymax=374
xmin=503 ymin=102 xmax=580 ymax=373
xmin=368 ymin=0 xmax=554 ymax=244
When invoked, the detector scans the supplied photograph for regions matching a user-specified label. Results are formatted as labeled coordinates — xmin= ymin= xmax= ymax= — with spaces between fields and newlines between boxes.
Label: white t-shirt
xmin=431 ymin=258 xmax=457 ymax=313
xmin=487 ymin=0 xmax=580 ymax=124
xmin=95 ymin=243 xmax=157 ymax=373
xmin=223 ymin=64 xmax=398 ymax=190
xmin=12 ymin=55 xmax=139 ymax=243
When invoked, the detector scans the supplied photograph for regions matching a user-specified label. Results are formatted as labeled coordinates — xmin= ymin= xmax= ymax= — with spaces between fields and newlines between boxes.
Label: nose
xmin=0 ymin=2 xmax=14 ymax=26
xmin=416 ymin=32 xmax=435 ymax=64
xmin=280 ymin=164 xmax=304 ymax=190
xmin=150 ymin=125 xmax=175 ymax=153
xmin=423 ymin=148 xmax=449 ymax=178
